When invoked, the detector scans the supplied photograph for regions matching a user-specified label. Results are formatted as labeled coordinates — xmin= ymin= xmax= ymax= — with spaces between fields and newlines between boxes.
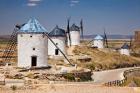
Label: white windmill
xmin=18 ymin=18 xmax=48 ymax=67
xmin=92 ymin=35 xmax=104 ymax=48
xmin=48 ymin=25 xmax=66 ymax=56
xmin=120 ymin=43 xmax=130 ymax=56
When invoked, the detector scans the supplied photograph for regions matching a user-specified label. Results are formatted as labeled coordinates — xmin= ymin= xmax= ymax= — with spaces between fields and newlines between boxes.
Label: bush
xmin=63 ymin=73 xmax=75 ymax=81
xmin=86 ymin=63 xmax=95 ymax=71
xmin=133 ymin=77 xmax=140 ymax=87
xmin=10 ymin=85 xmax=17 ymax=91
xmin=26 ymin=73 xmax=34 ymax=79
xmin=131 ymin=53 xmax=140 ymax=57
xmin=14 ymin=73 xmax=24 ymax=79
xmin=78 ymin=73 xmax=92 ymax=81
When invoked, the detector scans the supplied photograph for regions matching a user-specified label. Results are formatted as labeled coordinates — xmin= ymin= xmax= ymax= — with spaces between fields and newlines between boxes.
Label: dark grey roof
xmin=49 ymin=25 xmax=66 ymax=37
xmin=70 ymin=24 xmax=80 ymax=31
xmin=121 ymin=43 xmax=129 ymax=49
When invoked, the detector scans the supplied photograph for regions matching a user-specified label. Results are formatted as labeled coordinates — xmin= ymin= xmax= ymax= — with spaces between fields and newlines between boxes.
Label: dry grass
xmin=73 ymin=45 xmax=140 ymax=70
xmin=123 ymin=70 xmax=140 ymax=87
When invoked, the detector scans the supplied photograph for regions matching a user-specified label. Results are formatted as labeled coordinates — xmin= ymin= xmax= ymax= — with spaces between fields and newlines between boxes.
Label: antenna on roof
xmin=80 ymin=19 xmax=84 ymax=40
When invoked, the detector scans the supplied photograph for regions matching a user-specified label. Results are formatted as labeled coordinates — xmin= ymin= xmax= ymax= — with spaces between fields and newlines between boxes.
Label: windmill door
xmin=31 ymin=56 xmax=37 ymax=66
xmin=55 ymin=49 xmax=59 ymax=55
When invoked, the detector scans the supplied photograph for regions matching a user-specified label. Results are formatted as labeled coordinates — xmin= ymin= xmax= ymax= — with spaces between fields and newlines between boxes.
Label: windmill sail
xmin=43 ymin=32 xmax=75 ymax=66
xmin=129 ymin=36 xmax=133 ymax=49
xmin=1 ymin=25 xmax=21 ymax=65
xmin=80 ymin=19 xmax=84 ymax=40
xmin=67 ymin=18 xmax=71 ymax=46
xmin=104 ymin=29 xmax=108 ymax=48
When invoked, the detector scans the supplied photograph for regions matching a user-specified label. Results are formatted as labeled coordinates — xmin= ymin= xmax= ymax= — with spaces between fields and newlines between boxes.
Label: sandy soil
xmin=0 ymin=84 xmax=140 ymax=93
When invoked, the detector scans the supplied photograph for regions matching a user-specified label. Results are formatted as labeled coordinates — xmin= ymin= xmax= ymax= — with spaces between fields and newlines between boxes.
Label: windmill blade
xmin=87 ymin=39 xmax=94 ymax=45
xmin=15 ymin=23 xmax=25 ymax=29
xmin=43 ymin=32 xmax=75 ymax=66
xmin=67 ymin=18 xmax=71 ymax=46
xmin=103 ymin=31 xmax=106 ymax=46
xmin=1 ymin=26 xmax=19 ymax=65
xmin=129 ymin=36 xmax=133 ymax=49
xmin=80 ymin=19 xmax=84 ymax=40
xmin=86 ymin=35 xmax=95 ymax=45
xmin=104 ymin=29 xmax=108 ymax=48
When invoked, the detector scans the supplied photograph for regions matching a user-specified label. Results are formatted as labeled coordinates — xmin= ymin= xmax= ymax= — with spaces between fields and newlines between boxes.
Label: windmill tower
xmin=18 ymin=18 xmax=48 ymax=67
xmin=92 ymin=35 xmax=104 ymax=48
xmin=120 ymin=43 xmax=130 ymax=56
xmin=48 ymin=25 xmax=66 ymax=56
xmin=67 ymin=24 xmax=80 ymax=46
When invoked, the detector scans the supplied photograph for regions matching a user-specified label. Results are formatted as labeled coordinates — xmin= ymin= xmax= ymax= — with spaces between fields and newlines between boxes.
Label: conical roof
xmin=20 ymin=18 xmax=47 ymax=32
xmin=49 ymin=25 xmax=66 ymax=37
xmin=121 ymin=43 xmax=129 ymax=49
xmin=70 ymin=24 xmax=80 ymax=31
xmin=94 ymin=35 xmax=103 ymax=40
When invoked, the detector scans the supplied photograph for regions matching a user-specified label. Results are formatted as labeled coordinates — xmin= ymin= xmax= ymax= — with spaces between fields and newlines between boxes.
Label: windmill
xmin=80 ymin=19 xmax=84 ymax=40
xmin=43 ymin=32 xmax=75 ymax=66
xmin=103 ymin=28 xmax=108 ymax=48
xmin=1 ymin=19 xmax=75 ymax=67
xmin=66 ymin=18 xmax=71 ymax=46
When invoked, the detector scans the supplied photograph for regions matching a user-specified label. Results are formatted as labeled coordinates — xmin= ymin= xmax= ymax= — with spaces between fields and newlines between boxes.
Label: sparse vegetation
xmin=133 ymin=77 xmax=140 ymax=87
xmin=131 ymin=53 xmax=140 ymax=57
xmin=122 ymin=70 xmax=140 ymax=87
xmin=26 ymin=73 xmax=34 ymax=79
xmin=10 ymin=85 xmax=17 ymax=91
xmin=63 ymin=73 xmax=75 ymax=81
xmin=86 ymin=63 xmax=95 ymax=71
xmin=73 ymin=44 xmax=140 ymax=70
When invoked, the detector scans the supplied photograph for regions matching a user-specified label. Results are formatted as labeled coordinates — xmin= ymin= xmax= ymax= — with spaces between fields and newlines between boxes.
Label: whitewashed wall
xmin=93 ymin=40 xmax=104 ymax=48
xmin=18 ymin=33 xmax=48 ymax=67
xmin=48 ymin=37 xmax=66 ymax=56
xmin=67 ymin=31 xmax=80 ymax=46
xmin=120 ymin=49 xmax=130 ymax=56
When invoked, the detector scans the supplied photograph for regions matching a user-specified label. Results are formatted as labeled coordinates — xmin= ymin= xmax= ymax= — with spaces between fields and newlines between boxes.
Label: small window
xmin=56 ymin=43 xmax=58 ymax=45
xmin=30 ymin=35 xmax=33 ymax=37
xmin=20 ymin=34 xmax=23 ymax=37
xmin=33 ymin=48 xmax=35 ymax=50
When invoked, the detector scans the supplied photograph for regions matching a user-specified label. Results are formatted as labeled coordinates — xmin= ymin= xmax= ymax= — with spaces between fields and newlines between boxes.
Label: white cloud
xmin=26 ymin=0 xmax=43 ymax=7
xmin=27 ymin=3 xmax=37 ymax=6
xmin=29 ymin=0 xmax=42 ymax=2
xmin=70 ymin=3 xmax=75 ymax=7
xmin=71 ymin=0 xmax=79 ymax=4
xmin=70 ymin=0 xmax=80 ymax=7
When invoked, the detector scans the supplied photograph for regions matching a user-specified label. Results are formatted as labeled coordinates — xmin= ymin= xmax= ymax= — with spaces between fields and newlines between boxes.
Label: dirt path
xmin=0 ymin=84 xmax=139 ymax=93
xmin=92 ymin=67 xmax=140 ymax=84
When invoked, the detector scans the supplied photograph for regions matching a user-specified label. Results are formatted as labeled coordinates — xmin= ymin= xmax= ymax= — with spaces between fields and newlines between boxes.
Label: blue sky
xmin=0 ymin=0 xmax=140 ymax=35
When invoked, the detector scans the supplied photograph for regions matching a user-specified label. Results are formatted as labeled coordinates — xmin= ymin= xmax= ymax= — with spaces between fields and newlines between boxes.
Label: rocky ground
xmin=0 ymin=84 xmax=140 ymax=93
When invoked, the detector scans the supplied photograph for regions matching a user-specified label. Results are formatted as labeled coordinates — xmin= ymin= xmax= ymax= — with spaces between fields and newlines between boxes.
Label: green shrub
xmin=86 ymin=63 xmax=95 ymax=71
xmin=63 ymin=73 xmax=75 ymax=81
xmin=78 ymin=74 xmax=92 ymax=81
